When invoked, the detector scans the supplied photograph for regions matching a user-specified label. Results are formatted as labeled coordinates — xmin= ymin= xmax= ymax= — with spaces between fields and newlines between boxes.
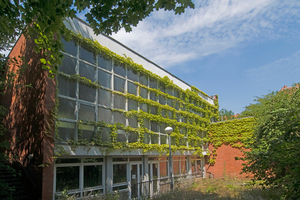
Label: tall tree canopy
xmin=241 ymin=84 xmax=300 ymax=199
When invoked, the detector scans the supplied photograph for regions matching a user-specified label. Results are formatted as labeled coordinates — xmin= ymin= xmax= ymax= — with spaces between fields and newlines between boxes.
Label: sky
xmin=108 ymin=0 xmax=300 ymax=114
xmin=4 ymin=0 xmax=300 ymax=114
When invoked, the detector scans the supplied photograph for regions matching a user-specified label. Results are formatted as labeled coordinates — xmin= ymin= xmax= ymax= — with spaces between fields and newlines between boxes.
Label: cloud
xmin=111 ymin=0 xmax=300 ymax=68
xmin=244 ymin=50 xmax=300 ymax=82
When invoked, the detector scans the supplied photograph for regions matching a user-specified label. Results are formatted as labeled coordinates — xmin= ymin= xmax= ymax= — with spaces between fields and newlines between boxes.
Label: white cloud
xmin=244 ymin=50 xmax=300 ymax=82
xmin=111 ymin=0 xmax=300 ymax=68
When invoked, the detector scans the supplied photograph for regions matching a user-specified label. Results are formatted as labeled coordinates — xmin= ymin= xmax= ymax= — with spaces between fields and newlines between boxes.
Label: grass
xmin=153 ymin=178 xmax=284 ymax=200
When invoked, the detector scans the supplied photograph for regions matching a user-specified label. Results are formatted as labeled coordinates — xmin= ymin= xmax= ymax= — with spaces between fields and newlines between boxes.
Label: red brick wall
xmin=5 ymin=34 xmax=56 ymax=200
xmin=206 ymin=144 xmax=247 ymax=179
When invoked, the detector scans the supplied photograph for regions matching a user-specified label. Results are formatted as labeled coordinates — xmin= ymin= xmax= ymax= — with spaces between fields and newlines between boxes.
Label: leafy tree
xmin=219 ymin=108 xmax=234 ymax=120
xmin=241 ymin=84 xmax=300 ymax=199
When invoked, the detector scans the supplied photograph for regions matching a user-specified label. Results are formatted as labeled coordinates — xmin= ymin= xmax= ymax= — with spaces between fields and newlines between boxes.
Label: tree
xmin=241 ymin=84 xmax=300 ymax=199
xmin=219 ymin=108 xmax=234 ymax=120
xmin=1 ymin=0 xmax=195 ymax=71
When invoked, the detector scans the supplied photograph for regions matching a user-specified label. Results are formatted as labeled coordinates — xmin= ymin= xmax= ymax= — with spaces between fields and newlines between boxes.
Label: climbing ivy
xmin=206 ymin=117 xmax=255 ymax=164
xmin=55 ymin=32 xmax=219 ymax=157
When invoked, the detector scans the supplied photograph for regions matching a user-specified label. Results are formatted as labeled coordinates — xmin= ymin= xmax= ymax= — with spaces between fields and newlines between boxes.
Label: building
xmin=5 ymin=17 xmax=219 ymax=199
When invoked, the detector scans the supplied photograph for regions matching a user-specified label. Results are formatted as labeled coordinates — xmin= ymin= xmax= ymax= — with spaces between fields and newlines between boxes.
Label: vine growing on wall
xmin=54 ymin=32 xmax=219 ymax=157
xmin=206 ymin=117 xmax=255 ymax=164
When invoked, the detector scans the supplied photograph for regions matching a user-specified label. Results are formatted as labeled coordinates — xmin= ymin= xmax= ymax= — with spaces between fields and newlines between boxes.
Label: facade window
xmin=114 ymin=76 xmax=125 ymax=92
xmin=128 ymin=99 xmax=138 ymax=111
xmin=58 ymin=121 xmax=75 ymax=141
xmin=80 ymin=46 xmax=96 ymax=64
xmin=79 ymin=84 xmax=95 ymax=102
xmin=58 ymin=98 xmax=76 ymax=120
xmin=56 ymin=166 xmax=79 ymax=192
xmin=79 ymin=104 xmax=95 ymax=121
xmin=114 ymin=64 xmax=126 ymax=77
xmin=98 ymin=89 xmax=112 ymax=108
xmin=113 ymin=164 xmax=127 ymax=183
xmin=127 ymin=82 xmax=137 ymax=95
xmin=139 ymin=74 xmax=148 ymax=86
xmin=114 ymin=94 xmax=125 ymax=110
xmin=98 ymin=70 xmax=112 ymax=89
xmin=79 ymin=124 xmax=95 ymax=141
xmin=98 ymin=54 xmax=112 ymax=71
xmin=84 ymin=165 xmax=103 ymax=187
xmin=58 ymin=76 xmax=77 ymax=98
xmin=98 ymin=107 xmax=112 ymax=124
xmin=127 ymin=68 xmax=138 ymax=82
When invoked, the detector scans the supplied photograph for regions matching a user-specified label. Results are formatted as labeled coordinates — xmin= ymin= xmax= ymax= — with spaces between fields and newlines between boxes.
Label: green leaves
xmin=242 ymin=85 xmax=300 ymax=199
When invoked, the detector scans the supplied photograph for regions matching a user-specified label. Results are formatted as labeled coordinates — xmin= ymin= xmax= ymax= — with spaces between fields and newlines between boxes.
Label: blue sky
xmin=108 ymin=0 xmax=300 ymax=114
xmin=4 ymin=0 xmax=299 ymax=114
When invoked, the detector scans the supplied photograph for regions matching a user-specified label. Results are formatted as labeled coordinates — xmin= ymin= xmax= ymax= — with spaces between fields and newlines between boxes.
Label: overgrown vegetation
xmin=241 ymin=84 xmax=300 ymax=199
xmin=153 ymin=178 xmax=284 ymax=200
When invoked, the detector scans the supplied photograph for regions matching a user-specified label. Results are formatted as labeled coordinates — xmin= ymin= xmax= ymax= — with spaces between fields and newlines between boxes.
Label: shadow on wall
xmin=4 ymin=35 xmax=51 ymax=199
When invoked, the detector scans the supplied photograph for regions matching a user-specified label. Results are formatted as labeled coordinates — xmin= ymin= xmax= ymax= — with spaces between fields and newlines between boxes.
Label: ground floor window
xmin=54 ymin=158 xmax=104 ymax=198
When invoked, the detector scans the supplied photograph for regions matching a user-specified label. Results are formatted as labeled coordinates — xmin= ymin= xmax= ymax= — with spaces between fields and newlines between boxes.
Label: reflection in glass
xmin=58 ymin=76 xmax=76 ymax=98
xmin=98 ymin=89 xmax=111 ymax=108
xmin=127 ymin=68 xmax=138 ymax=81
xmin=61 ymin=38 xmax=77 ymax=56
xmin=79 ymin=84 xmax=95 ymax=102
xmin=98 ymin=54 xmax=112 ymax=71
xmin=79 ymin=61 xmax=95 ymax=81
xmin=58 ymin=98 xmax=76 ymax=119
xmin=56 ymin=166 xmax=79 ymax=191
xmin=98 ymin=70 xmax=111 ymax=89
xmin=114 ymin=94 xmax=125 ymax=110
xmin=127 ymin=82 xmax=137 ymax=95
xmin=84 ymin=165 xmax=102 ymax=187
xmin=60 ymin=55 xmax=76 ymax=75
xmin=114 ymin=76 xmax=125 ymax=92
xmin=80 ymin=46 xmax=95 ymax=64
xmin=114 ymin=64 xmax=126 ymax=77
xmin=79 ymin=104 xmax=95 ymax=121
xmin=113 ymin=164 xmax=127 ymax=183
xmin=98 ymin=107 xmax=112 ymax=124
xmin=58 ymin=121 xmax=75 ymax=141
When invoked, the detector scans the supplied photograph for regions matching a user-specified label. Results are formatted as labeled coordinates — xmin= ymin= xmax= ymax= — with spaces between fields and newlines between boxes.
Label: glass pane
xmin=128 ymin=132 xmax=138 ymax=143
xmin=175 ymin=101 xmax=179 ymax=110
xmin=143 ymin=119 xmax=150 ymax=129
xmin=79 ymin=84 xmax=95 ymax=102
xmin=127 ymin=82 xmax=137 ymax=95
xmin=79 ymin=104 xmax=95 ymax=121
xmin=98 ymin=70 xmax=111 ymax=89
xmin=160 ymin=123 xmax=166 ymax=133
xmin=174 ymin=89 xmax=180 ymax=98
xmin=83 ymin=158 xmax=103 ymax=163
xmin=60 ymin=55 xmax=76 ymax=75
xmin=79 ymin=61 xmax=95 ymax=81
xmin=143 ymin=133 xmax=150 ymax=144
xmin=61 ymin=38 xmax=77 ymax=56
xmin=166 ymin=88 xmax=173 ymax=96
xmin=160 ymin=135 xmax=167 ymax=144
xmin=152 ymin=164 xmax=158 ymax=179
xmin=191 ymin=160 xmax=196 ymax=173
xmin=151 ymin=121 xmax=159 ymax=132
xmin=151 ymin=134 xmax=159 ymax=144
xmin=56 ymin=159 xmax=81 ymax=164
xmin=197 ymin=160 xmax=202 ymax=175
xmin=159 ymin=95 xmax=166 ymax=105
xmin=140 ymin=103 xmax=148 ymax=113
xmin=98 ymin=54 xmax=112 ymax=71
xmin=114 ymin=64 xmax=125 ymax=77
xmin=113 ymin=157 xmax=127 ymax=162
xmin=150 ymin=78 xmax=157 ymax=89
xmin=84 ymin=165 xmax=102 ymax=188
xmin=58 ymin=98 xmax=76 ymax=119
xmin=160 ymin=162 xmax=168 ymax=177
xmin=161 ymin=109 xmax=166 ymax=118
xmin=173 ymin=161 xmax=180 ymax=175
xmin=181 ymin=161 xmax=187 ymax=174
xmin=98 ymin=89 xmax=112 ymax=108
xmin=139 ymin=74 xmax=148 ymax=86
xmin=113 ymin=111 xmax=126 ymax=124
xmin=117 ymin=131 xmax=126 ymax=142
xmin=127 ymin=68 xmax=138 ymax=82
xmin=168 ymin=111 xmax=173 ymax=119
xmin=167 ymin=98 xmax=173 ymax=107
xmin=113 ymin=164 xmax=127 ymax=183
xmin=58 ymin=121 xmax=75 ymax=141
xmin=128 ymin=117 xmax=138 ymax=128
xmin=56 ymin=166 xmax=79 ymax=192
xmin=114 ymin=76 xmax=125 ymax=92
xmin=80 ymin=46 xmax=95 ymax=64
xmin=114 ymin=94 xmax=125 ymax=110
xmin=140 ymin=88 xmax=148 ymax=99
xmin=150 ymin=91 xmax=157 ymax=101
xmin=98 ymin=107 xmax=112 ymax=124
xmin=79 ymin=124 xmax=95 ymax=141
xmin=128 ymin=99 xmax=138 ymax=111
xmin=101 ymin=127 xmax=111 ymax=142
xmin=58 ymin=76 xmax=76 ymax=98
xmin=150 ymin=106 xmax=157 ymax=115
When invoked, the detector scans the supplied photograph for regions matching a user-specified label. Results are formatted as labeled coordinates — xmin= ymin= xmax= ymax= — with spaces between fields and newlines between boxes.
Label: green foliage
xmin=242 ymin=85 xmax=300 ymax=199
xmin=207 ymin=117 xmax=255 ymax=164
xmin=219 ymin=108 xmax=234 ymax=121
xmin=55 ymin=33 xmax=219 ymax=157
